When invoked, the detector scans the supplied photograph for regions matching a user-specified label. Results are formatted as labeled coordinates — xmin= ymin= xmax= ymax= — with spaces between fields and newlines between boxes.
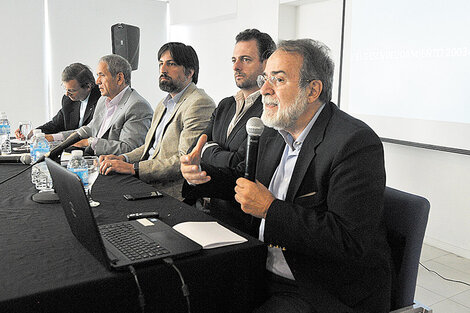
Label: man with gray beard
xmin=181 ymin=39 xmax=392 ymax=313
xmin=100 ymin=42 xmax=215 ymax=199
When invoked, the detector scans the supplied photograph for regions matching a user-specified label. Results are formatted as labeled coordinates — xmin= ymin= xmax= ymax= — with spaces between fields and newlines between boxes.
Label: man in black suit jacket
xmin=185 ymin=29 xmax=275 ymax=236
xmin=181 ymin=39 xmax=392 ymax=313
xmin=16 ymin=63 xmax=99 ymax=138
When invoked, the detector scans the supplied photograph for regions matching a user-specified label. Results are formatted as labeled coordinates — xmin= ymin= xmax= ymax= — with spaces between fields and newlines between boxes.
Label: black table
xmin=0 ymin=163 xmax=267 ymax=312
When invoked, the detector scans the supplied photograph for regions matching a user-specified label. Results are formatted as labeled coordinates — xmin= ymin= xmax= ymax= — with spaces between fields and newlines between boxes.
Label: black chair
xmin=384 ymin=187 xmax=432 ymax=313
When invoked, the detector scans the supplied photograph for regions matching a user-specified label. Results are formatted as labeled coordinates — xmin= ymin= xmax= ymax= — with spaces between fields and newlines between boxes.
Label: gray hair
xmin=99 ymin=54 xmax=132 ymax=86
xmin=277 ymin=39 xmax=334 ymax=104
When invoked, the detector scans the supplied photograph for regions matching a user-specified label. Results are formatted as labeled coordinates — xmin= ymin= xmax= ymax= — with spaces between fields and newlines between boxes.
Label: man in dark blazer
xmin=184 ymin=29 xmax=275 ymax=236
xmin=15 ymin=63 xmax=99 ymax=138
xmin=181 ymin=39 xmax=392 ymax=313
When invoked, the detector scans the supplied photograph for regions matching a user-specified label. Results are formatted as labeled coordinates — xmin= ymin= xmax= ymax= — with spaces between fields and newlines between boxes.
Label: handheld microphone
xmin=0 ymin=154 xmax=31 ymax=164
xmin=244 ymin=117 xmax=264 ymax=181
xmin=36 ymin=126 xmax=92 ymax=163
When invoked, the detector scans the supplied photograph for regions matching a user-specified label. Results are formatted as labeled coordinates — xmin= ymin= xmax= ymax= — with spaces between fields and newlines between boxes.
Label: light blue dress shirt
xmin=260 ymin=104 xmax=325 ymax=280
xmin=146 ymin=83 xmax=191 ymax=159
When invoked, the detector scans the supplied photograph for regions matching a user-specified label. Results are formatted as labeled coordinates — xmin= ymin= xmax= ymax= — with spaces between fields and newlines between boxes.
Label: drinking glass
xmin=18 ymin=121 xmax=32 ymax=149
xmin=83 ymin=156 xmax=100 ymax=207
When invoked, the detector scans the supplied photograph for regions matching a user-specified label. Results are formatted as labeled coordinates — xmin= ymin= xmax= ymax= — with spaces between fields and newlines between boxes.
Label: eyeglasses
xmin=64 ymin=89 xmax=79 ymax=94
xmin=257 ymin=75 xmax=312 ymax=88
xmin=62 ymin=85 xmax=80 ymax=94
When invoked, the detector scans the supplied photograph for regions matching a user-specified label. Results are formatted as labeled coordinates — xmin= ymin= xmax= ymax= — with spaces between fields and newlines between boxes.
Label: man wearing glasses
xmin=46 ymin=55 xmax=153 ymax=156
xmin=181 ymin=39 xmax=392 ymax=312
xmin=15 ymin=63 xmax=100 ymax=139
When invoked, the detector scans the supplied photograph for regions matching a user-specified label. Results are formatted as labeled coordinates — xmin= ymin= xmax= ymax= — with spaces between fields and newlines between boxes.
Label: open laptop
xmin=46 ymin=158 xmax=201 ymax=271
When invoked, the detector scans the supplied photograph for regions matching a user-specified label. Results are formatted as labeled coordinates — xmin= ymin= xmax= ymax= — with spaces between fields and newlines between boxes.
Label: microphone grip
xmin=244 ymin=135 xmax=260 ymax=181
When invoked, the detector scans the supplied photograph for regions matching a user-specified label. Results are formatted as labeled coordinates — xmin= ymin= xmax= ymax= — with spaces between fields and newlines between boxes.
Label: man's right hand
xmin=180 ymin=134 xmax=211 ymax=185
xmin=45 ymin=134 xmax=54 ymax=142
xmin=14 ymin=128 xmax=24 ymax=140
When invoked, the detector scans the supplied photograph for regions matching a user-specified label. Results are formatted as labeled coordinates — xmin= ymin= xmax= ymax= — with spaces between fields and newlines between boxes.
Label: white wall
xmin=169 ymin=0 xmax=279 ymax=105
xmin=295 ymin=0 xmax=343 ymax=104
xmin=47 ymin=0 xmax=167 ymax=113
xmin=0 ymin=0 xmax=47 ymax=130
xmin=384 ymin=143 xmax=470 ymax=258
xmin=294 ymin=0 xmax=470 ymax=258
xmin=0 ymin=0 xmax=167 ymax=132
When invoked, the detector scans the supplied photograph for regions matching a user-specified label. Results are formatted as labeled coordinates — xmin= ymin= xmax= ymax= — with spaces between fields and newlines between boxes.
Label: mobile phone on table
xmin=123 ymin=190 xmax=163 ymax=201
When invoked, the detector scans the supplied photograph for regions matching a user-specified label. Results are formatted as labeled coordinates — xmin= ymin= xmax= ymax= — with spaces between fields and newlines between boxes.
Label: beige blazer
xmin=124 ymin=83 xmax=215 ymax=194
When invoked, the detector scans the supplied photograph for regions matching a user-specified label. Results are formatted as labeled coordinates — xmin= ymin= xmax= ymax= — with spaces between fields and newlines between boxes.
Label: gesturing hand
xmin=180 ymin=134 xmax=211 ymax=185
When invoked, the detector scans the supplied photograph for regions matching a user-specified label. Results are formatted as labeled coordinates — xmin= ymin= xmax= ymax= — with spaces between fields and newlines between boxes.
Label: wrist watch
xmin=133 ymin=162 xmax=139 ymax=178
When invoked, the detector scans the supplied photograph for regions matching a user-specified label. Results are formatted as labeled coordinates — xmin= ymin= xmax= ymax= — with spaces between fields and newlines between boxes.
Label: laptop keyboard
xmin=99 ymin=223 xmax=170 ymax=261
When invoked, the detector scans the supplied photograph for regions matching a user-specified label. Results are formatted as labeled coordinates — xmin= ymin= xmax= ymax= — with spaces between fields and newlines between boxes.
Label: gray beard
xmin=261 ymin=90 xmax=309 ymax=131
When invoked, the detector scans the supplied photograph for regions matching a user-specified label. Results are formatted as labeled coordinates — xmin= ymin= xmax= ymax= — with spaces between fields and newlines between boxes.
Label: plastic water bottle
xmin=32 ymin=133 xmax=53 ymax=191
xmin=0 ymin=112 xmax=11 ymax=155
xmin=67 ymin=150 xmax=89 ymax=188
xmin=30 ymin=129 xmax=43 ymax=184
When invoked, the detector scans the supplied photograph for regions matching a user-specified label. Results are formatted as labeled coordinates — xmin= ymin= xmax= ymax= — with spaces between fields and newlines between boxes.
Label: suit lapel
xmin=148 ymin=83 xmax=196 ymax=158
xmin=142 ymin=102 xmax=166 ymax=158
xmin=83 ymin=86 xmax=100 ymax=124
xmin=257 ymin=129 xmax=285 ymax=187
xmin=285 ymin=103 xmax=333 ymax=201
xmin=82 ymin=104 xmax=94 ymax=125
xmin=226 ymin=96 xmax=263 ymax=145
xmin=99 ymin=88 xmax=132 ymax=138
xmin=220 ymin=99 xmax=237 ymax=143
xmin=67 ymin=101 xmax=80 ymax=128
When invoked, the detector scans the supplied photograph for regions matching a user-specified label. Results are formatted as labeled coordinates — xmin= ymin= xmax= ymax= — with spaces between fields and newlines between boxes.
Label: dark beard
xmin=159 ymin=79 xmax=178 ymax=93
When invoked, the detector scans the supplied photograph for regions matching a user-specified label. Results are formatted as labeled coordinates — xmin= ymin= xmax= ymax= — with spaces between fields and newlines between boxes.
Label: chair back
xmin=384 ymin=187 xmax=430 ymax=310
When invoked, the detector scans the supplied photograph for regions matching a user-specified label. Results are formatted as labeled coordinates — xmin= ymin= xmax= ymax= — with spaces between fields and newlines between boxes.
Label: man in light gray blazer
xmin=47 ymin=54 xmax=153 ymax=156
xmin=99 ymin=43 xmax=215 ymax=199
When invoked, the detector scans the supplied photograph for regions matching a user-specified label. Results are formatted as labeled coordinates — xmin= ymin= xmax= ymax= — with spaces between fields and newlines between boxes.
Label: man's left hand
xmin=100 ymin=159 xmax=134 ymax=175
xmin=234 ymin=178 xmax=275 ymax=219
xmin=72 ymin=138 xmax=89 ymax=148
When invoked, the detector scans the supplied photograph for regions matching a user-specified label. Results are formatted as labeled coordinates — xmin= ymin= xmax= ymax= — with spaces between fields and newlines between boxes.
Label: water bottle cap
xmin=71 ymin=150 xmax=83 ymax=157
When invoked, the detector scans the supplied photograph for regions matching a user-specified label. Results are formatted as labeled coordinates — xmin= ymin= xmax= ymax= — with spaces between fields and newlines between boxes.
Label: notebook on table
xmin=46 ymin=158 xmax=201 ymax=271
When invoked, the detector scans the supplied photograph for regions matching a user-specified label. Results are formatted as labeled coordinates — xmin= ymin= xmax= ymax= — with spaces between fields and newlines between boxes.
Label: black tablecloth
xmin=0 ymin=163 xmax=267 ymax=312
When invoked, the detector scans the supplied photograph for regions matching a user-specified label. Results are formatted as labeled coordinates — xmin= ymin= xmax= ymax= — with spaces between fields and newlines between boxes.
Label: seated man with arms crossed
xmin=15 ymin=63 xmax=100 ymax=139
xmin=100 ymin=42 xmax=215 ymax=199
xmin=181 ymin=39 xmax=392 ymax=313
xmin=46 ymin=54 xmax=153 ymax=156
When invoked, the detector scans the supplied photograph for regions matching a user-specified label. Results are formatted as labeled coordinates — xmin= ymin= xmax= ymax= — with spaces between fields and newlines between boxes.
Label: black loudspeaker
xmin=111 ymin=23 xmax=140 ymax=70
